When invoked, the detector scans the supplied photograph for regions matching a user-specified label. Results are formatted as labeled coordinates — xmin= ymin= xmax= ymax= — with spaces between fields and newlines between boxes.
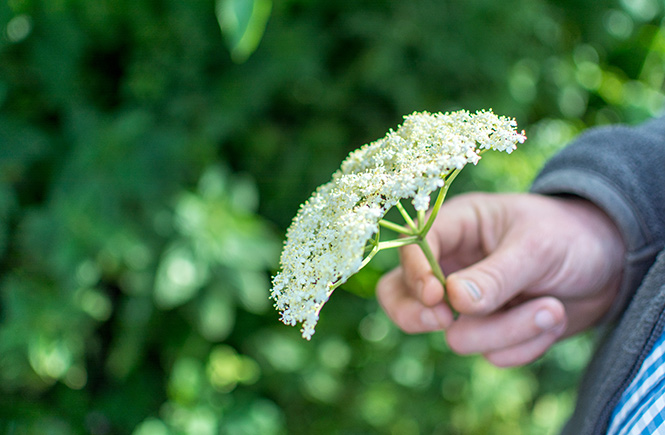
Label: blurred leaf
xmin=223 ymin=399 xmax=285 ymax=435
xmin=197 ymin=284 xmax=236 ymax=342
xmin=234 ymin=269 xmax=271 ymax=313
xmin=0 ymin=184 xmax=16 ymax=257
xmin=168 ymin=357 xmax=205 ymax=405
xmin=133 ymin=419 xmax=170 ymax=435
xmin=216 ymin=0 xmax=272 ymax=63
xmin=154 ymin=244 xmax=208 ymax=309
xmin=207 ymin=345 xmax=260 ymax=392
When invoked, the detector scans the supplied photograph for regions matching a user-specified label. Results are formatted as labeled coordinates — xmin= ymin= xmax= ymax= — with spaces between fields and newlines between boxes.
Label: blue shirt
xmin=607 ymin=329 xmax=665 ymax=434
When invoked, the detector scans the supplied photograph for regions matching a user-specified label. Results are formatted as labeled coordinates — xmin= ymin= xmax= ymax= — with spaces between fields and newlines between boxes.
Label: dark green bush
xmin=1 ymin=0 xmax=664 ymax=433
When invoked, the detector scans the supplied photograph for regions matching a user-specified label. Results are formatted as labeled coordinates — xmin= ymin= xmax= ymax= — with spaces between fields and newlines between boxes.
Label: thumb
xmin=445 ymin=239 xmax=551 ymax=315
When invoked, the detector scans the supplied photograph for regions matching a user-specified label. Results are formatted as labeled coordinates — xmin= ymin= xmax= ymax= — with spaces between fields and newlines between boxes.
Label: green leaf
xmin=216 ymin=0 xmax=272 ymax=63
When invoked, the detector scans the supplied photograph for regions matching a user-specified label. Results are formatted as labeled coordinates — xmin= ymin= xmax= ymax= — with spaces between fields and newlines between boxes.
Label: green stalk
xmin=417 ymin=209 xmax=426 ymax=231
xmin=377 ymin=236 xmax=420 ymax=250
xmin=396 ymin=201 xmax=418 ymax=231
xmin=356 ymin=168 xmax=468 ymax=312
xmin=417 ymin=237 xmax=456 ymax=316
xmin=420 ymin=168 xmax=461 ymax=236
xmin=417 ymin=238 xmax=446 ymax=287
xmin=379 ymin=219 xmax=413 ymax=235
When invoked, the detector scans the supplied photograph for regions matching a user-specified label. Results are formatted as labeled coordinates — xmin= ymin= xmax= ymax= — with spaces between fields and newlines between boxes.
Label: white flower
xmin=271 ymin=109 xmax=526 ymax=339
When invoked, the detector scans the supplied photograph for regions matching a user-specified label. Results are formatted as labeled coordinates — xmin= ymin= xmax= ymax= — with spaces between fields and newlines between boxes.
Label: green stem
xmin=379 ymin=219 xmax=413 ymax=235
xmin=360 ymin=243 xmax=380 ymax=270
xmin=377 ymin=236 xmax=419 ymax=250
xmin=357 ymin=233 xmax=420 ymax=280
xmin=417 ymin=237 xmax=456 ymax=317
xmin=417 ymin=239 xmax=446 ymax=287
xmin=420 ymin=168 xmax=461 ymax=236
xmin=336 ymin=231 xmax=419 ymax=296
xmin=356 ymin=170 xmax=468 ymax=312
xmin=396 ymin=201 xmax=418 ymax=231
xmin=417 ymin=209 xmax=426 ymax=231
xmin=331 ymin=231 xmax=382 ymax=293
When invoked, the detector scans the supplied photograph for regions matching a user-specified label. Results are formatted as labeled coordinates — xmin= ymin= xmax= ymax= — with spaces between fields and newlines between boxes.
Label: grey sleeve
xmin=530 ymin=116 xmax=665 ymax=322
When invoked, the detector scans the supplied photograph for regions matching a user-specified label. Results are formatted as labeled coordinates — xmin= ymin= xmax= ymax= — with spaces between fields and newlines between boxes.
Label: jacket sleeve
xmin=530 ymin=116 xmax=665 ymax=322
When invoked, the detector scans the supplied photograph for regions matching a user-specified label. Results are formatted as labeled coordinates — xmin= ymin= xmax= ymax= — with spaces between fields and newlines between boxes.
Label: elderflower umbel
xmin=271 ymin=109 xmax=526 ymax=339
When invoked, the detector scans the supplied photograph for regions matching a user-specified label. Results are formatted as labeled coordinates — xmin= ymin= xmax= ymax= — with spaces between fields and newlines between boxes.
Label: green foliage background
xmin=1 ymin=0 xmax=664 ymax=433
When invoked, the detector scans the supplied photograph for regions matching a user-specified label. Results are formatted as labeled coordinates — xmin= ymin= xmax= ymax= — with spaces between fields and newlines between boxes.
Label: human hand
xmin=376 ymin=193 xmax=625 ymax=367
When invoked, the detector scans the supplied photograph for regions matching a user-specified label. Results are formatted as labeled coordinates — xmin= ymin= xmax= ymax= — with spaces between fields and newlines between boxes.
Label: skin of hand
xmin=376 ymin=192 xmax=626 ymax=367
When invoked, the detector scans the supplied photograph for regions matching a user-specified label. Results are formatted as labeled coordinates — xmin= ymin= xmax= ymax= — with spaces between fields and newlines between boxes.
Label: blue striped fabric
xmin=607 ymin=330 xmax=665 ymax=434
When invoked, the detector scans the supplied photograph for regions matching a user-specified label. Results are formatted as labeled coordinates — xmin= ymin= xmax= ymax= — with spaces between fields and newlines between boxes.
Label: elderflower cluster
xmin=271 ymin=110 xmax=526 ymax=339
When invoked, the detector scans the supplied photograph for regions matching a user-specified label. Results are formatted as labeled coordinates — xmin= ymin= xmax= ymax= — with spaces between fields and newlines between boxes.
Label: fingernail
xmin=534 ymin=309 xmax=557 ymax=331
xmin=463 ymin=280 xmax=482 ymax=302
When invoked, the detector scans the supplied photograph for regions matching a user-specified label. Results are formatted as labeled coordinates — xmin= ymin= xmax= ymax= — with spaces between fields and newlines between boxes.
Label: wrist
xmin=556 ymin=196 xmax=626 ymax=327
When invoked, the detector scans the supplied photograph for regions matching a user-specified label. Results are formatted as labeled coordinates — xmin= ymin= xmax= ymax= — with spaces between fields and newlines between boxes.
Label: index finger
xmin=399 ymin=194 xmax=486 ymax=307
xmin=399 ymin=239 xmax=445 ymax=307
xmin=376 ymin=266 xmax=454 ymax=333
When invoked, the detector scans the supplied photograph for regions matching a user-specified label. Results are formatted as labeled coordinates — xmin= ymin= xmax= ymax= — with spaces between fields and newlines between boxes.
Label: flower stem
xmin=362 ymin=174 xmax=466 ymax=313
xmin=396 ymin=201 xmax=418 ymax=231
xmin=417 ymin=237 xmax=457 ymax=316
xmin=379 ymin=218 xmax=412 ymax=235
xmin=377 ymin=236 xmax=420 ymax=250
xmin=420 ymin=168 xmax=461 ymax=236
xmin=417 ymin=209 xmax=426 ymax=231
xmin=416 ymin=238 xmax=446 ymax=287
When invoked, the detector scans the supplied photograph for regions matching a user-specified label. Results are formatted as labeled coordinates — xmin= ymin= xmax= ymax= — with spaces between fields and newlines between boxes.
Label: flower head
xmin=271 ymin=109 xmax=526 ymax=339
